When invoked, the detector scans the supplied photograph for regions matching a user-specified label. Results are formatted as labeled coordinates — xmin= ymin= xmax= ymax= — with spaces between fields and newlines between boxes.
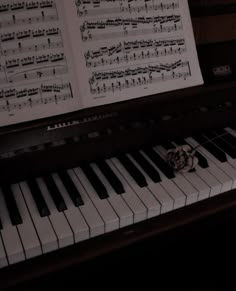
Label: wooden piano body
xmin=1 ymin=0 xmax=236 ymax=289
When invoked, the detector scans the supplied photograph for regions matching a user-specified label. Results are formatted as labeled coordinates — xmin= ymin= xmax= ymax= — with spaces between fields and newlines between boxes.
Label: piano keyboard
xmin=1 ymin=127 xmax=236 ymax=268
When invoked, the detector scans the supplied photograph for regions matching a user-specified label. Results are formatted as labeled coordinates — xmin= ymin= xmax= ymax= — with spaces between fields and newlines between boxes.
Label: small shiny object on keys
xmin=166 ymin=144 xmax=198 ymax=173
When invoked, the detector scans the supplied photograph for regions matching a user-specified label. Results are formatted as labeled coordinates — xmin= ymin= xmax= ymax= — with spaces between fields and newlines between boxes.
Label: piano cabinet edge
xmin=1 ymin=188 xmax=236 ymax=290
xmin=1 ymin=101 xmax=236 ymax=184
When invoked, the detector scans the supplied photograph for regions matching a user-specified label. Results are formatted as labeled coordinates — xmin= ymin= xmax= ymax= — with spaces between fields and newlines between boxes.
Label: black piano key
xmin=204 ymin=131 xmax=236 ymax=159
xmin=192 ymin=134 xmax=227 ymax=163
xmin=27 ymin=179 xmax=50 ymax=217
xmin=215 ymin=129 xmax=236 ymax=148
xmin=80 ymin=164 xmax=109 ymax=199
xmin=161 ymin=141 xmax=174 ymax=150
xmin=174 ymin=137 xmax=209 ymax=168
xmin=58 ymin=171 xmax=84 ymax=207
xmin=1 ymin=184 xmax=22 ymax=226
xmin=142 ymin=147 xmax=175 ymax=179
xmin=129 ymin=151 xmax=161 ymax=183
xmin=43 ymin=175 xmax=67 ymax=212
xmin=117 ymin=154 xmax=148 ymax=188
xmin=96 ymin=160 xmax=125 ymax=194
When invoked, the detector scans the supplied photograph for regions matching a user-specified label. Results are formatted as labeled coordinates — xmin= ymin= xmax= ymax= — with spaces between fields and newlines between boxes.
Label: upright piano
xmin=1 ymin=0 xmax=236 ymax=289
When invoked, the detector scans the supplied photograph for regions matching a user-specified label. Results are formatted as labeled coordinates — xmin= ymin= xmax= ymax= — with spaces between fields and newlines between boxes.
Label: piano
xmin=1 ymin=0 xmax=236 ymax=289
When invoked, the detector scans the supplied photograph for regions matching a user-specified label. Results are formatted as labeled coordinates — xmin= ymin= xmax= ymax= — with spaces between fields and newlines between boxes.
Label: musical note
xmin=84 ymin=38 xmax=186 ymax=67
xmin=76 ymin=0 xmax=179 ymax=17
xmin=0 ymin=28 xmax=61 ymax=43
xmin=0 ymin=26 xmax=63 ymax=57
xmin=0 ymin=14 xmax=58 ymax=29
xmin=5 ymin=53 xmax=65 ymax=69
xmin=80 ymin=15 xmax=182 ymax=41
xmin=0 ymin=51 xmax=68 ymax=85
xmin=88 ymin=60 xmax=191 ymax=93
xmin=8 ymin=66 xmax=68 ymax=83
xmin=0 ymin=41 xmax=63 ymax=57
xmin=0 ymin=1 xmax=56 ymax=15
xmin=0 ymin=82 xmax=73 ymax=113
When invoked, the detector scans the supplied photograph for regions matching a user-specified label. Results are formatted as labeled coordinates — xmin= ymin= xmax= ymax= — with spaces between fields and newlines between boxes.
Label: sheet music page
xmin=64 ymin=0 xmax=204 ymax=108
xmin=0 ymin=0 xmax=82 ymax=127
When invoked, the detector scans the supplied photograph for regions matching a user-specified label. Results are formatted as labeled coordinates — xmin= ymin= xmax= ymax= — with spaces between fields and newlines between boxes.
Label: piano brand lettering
xmin=47 ymin=112 xmax=118 ymax=131
xmin=212 ymin=65 xmax=232 ymax=77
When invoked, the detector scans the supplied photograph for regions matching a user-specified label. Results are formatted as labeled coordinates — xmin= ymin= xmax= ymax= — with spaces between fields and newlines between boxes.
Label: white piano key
xmin=182 ymin=172 xmax=210 ymax=201
xmin=168 ymin=141 xmax=212 ymax=200
xmin=186 ymin=137 xmax=232 ymax=192
xmin=155 ymin=146 xmax=199 ymax=205
xmin=171 ymin=139 xmax=221 ymax=196
xmin=126 ymin=153 xmax=166 ymax=216
xmin=143 ymin=148 xmax=185 ymax=209
xmin=200 ymin=137 xmax=236 ymax=189
xmin=68 ymin=169 xmax=105 ymax=237
xmin=37 ymin=177 xmax=74 ymax=248
xmin=20 ymin=181 xmax=58 ymax=254
xmin=52 ymin=173 xmax=90 ymax=243
xmin=225 ymin=127 xmax=236 ymax=137
xmin=147 ymin=182 xmax=174 ymax=214
xmin=224 ymin=128 xmax=236 ymax=173
xmin=138 ymin=150 xmax=175 ymax=213
xmin=74 ymin=166 xmax=119 ymax=233
xmin=201 ymin=162 xmax=231 ymax=193
xmin=218 ymin=162 xmax=236 ymax=189
xmin=0 ymin=189 xmax=25 ymax=265
xmin=91 ymin=163 xmax=134 ymax=228
xmin=11 ymin=184 xmax=42 ymax=259
xmin=164 ymin=139 xmax=222 ymax=196
xmin=0 ymin=235 xmax=8 ymax=268
xmin=108 ymin=159 xmax=147 ymax=223
xmin=173 ymin=173 xmax=199 ymax=204
xmin=159 ymin=178 xmax=186 ymax=209
xmin=195 ymin=168 xmax=222 ymax=197
xmin=111 ymin=156 xmax=161 ymax=219
xmin=140 ymin=149 xmax=186 ymax=209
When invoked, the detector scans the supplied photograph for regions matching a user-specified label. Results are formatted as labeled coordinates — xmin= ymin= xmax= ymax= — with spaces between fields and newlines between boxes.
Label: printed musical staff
xmin=0 ymin=0 xmax=68 ymax=90
xmin=72 ymin=0 xmax=203 ymax=103
xmin=0 ymin=0 xmax=87 ymax=129
xmin=7 ymin=66 xmax=68 ymax=83
xmin=0 ymin=82 xmax=73 ymax=113
xmin=84 ymin=38 xmax=186 ymax=67
xmin=0 ymin=1 xmax=56 ymax=14
xmin=80 ymin=15 xmax=182 ymax=41
xmin=0 ymin=53 xmax=68 ymax=85
xmin=0 ymin=27 xmax=63 ymax=56
xmin=0 ymin=13 xmax=58 ymax=29
xmin=1 ymin=28 xmax=61 ymax=43
xmin=0 ymin=0 xmax=58 ymax=29
xmin=5 ymin=53 xmax=65 ymax=69
xmin=76 ymin=0 xmax=179 ymax=17
xmin=89 ymin=60 xmax=191 ymax=94
xmin=0 ymin=40 xmax=63 ymax=57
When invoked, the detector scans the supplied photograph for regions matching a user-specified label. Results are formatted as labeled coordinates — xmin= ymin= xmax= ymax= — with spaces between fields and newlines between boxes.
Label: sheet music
xmin=0 ymin=0 xmax=203 ymax=127
xmin=0 ymin=0 xmax=81 ymax=127
xmin=65 ymin=0 xmax=203 ymax=107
